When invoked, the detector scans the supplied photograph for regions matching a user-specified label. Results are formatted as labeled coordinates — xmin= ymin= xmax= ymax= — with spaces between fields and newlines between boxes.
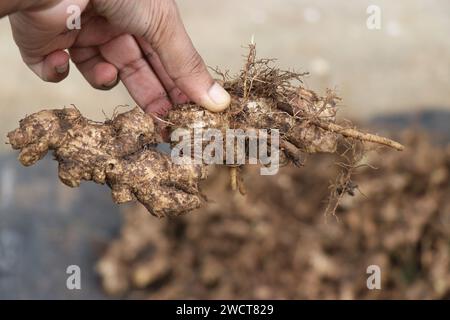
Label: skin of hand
xmin=7 ymin=0 xmax=231 ymax=117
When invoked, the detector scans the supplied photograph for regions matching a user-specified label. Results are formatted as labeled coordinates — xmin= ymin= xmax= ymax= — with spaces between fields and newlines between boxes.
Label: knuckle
xmin=173 ymin=51 xmax=206 ymax=82
xmin=94 ymin=0 xmax=139 ymax=30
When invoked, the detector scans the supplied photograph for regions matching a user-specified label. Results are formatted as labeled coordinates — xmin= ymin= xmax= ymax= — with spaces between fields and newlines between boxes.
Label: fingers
xmin=136 ymin=37 xmax=189 ymax=105
xmin=70 ymin=47 xmax=118 ymax=90
xmin=93 ymin=0 xmax=230 ymax=112
xmin=99 ymin=34 xmax=173 ymax=117
xmin=28 ymin=50 xmax=70 ymax=83
xmin=147 ymin=3 xmax=230 ymax=112
xmin=72 ymin=16 xmax=122 ymax=47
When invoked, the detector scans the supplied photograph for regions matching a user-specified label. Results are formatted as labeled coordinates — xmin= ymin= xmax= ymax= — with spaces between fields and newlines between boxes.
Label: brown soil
xmin=97 ymin=131 xmax=450 ymax=299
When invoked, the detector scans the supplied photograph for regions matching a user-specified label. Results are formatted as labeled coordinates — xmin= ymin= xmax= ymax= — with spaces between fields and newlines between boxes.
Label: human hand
xmin=8 ymin=0 xmax=230 ymax=116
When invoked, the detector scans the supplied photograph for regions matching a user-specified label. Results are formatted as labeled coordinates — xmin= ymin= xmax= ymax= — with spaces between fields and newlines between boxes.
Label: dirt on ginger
xmin=7 ymin=45 xmax=404 ymax=217
xmin=7 ymin=107 xmax=206 ymax=217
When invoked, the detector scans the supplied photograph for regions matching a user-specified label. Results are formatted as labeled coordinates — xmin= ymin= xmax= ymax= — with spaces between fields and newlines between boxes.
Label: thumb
xmin=156 ymin=36 xmax=230 ymax=112
xmin=148 ymin=2 xmax=231 ymax=112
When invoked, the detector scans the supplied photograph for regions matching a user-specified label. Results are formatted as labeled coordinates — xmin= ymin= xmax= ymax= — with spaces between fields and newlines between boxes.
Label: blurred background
xmin=0 ymin=0 xmax=449 ymax=299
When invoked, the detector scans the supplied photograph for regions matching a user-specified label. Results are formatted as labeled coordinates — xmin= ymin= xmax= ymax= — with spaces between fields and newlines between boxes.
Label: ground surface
xmin=1 ymin=115 xmax=448 ymax=299
xmin=97 ymin=130 xmax=450 ymax=299
xmin=0 ymin=154 xmax=121 ymax=299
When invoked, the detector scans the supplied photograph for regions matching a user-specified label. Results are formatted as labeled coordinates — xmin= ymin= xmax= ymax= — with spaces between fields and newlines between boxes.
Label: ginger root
xmin=7 ymin=46 xmax=404 ymax=217
xmin=7 ymin=107 xmax=206 ymax=217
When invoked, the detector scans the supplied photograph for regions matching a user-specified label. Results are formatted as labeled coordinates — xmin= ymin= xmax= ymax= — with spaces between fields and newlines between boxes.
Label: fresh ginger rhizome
xmin=7 ymin=46 xmax=404 ymax=217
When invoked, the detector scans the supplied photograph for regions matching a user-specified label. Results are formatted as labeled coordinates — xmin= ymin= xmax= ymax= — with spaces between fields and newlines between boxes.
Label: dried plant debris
xmin=97 ymin=133 xmax=450 ymax=299
xmin=7 ymin=45 xmax=403 ymax=216
xmin=168 ymin=45 xmax=403 ymax=156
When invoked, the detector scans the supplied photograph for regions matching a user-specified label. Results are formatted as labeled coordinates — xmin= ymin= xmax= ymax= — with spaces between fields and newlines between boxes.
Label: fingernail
xmin=55 ymin=62 xmax=69 ymax=74
xmin=205 ymin=82 xmax=230 ymax=112
xmin=102 ymin=76 xmax=118 ymax=89
xmin=170 ymin=88 xmax=189 ymax=104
